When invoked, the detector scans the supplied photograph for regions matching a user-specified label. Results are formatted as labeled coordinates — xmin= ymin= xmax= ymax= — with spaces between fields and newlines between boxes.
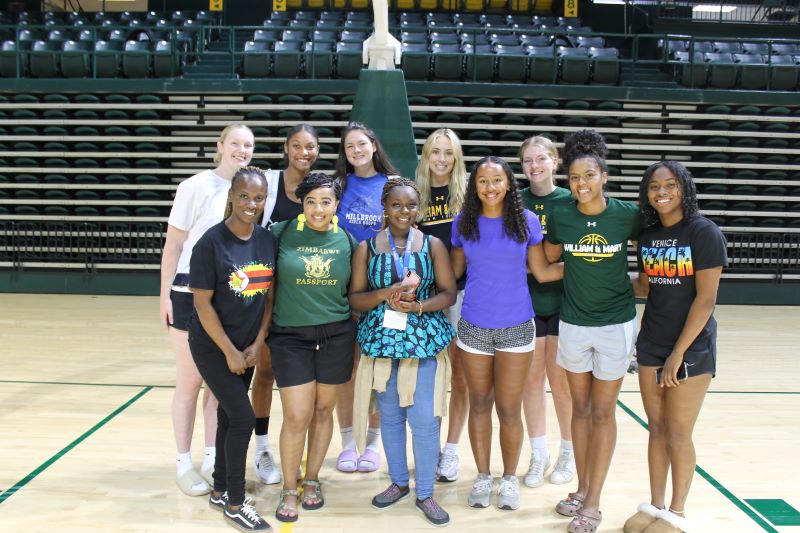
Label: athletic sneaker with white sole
xmin=436 ymin=451 xmax=459 ymax=483
xmin=497 ymin=475 xmax=520 ymax=511
xmin=253 ymin=449 xmax=281 ymax=485
xmin=467 ymin=473 xmax=493 ymax=508
xmin=550 ymin=450 xmax=576 ymax=485
xmin=224 ymin=502 xmax=271 ymax=531
xmin=523 ymin=454 xmax=550 ymax=488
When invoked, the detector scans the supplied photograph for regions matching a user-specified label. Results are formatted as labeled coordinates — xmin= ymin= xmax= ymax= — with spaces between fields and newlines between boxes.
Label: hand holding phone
xmin=656 ymin=361 xmax=688 ymax=386
xmin=399 ymin=269 xmax=421 ymax=294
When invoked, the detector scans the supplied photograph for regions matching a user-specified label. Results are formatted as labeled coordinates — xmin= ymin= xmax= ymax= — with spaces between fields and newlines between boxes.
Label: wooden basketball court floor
xmin=0 ymin=294 xmax=798 ymax=532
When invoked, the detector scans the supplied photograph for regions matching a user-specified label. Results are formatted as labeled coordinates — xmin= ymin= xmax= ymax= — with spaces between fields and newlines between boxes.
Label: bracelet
xmin=418 ymin=300 xmax=423 ymax=316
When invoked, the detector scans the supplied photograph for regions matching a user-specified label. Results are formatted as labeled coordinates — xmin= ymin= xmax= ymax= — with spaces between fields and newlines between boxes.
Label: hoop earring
xmin=296 ymin=213 xmax=306 ymax=231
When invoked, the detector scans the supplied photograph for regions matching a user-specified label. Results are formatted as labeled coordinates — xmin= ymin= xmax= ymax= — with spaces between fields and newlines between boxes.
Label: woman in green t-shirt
xmin=267 ymin=173 xmax=358 ymax=524
xmin=544 ymin=130 xmax=641 ymax=533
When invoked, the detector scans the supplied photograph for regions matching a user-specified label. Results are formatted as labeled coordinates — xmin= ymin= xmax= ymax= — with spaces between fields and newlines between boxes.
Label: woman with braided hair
xmin=450 ymin=156 xmax=563 ymax=512
xmin=350 ymin=178 xmax=456 ymax=526
xmin=267 ymin=172 xmax=359 ymax=523
xmin=545 ymin=130 xmax=641 ymax=533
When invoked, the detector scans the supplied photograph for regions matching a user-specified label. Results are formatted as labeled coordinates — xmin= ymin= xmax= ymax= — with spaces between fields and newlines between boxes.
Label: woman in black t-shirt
xmin=626 ymin=161 xmax=727 ymax=533
xmin=189 ymin=167 xmax=275 ymax=532
xmin=415 ymin=128 xmax=469 ymax=483
xmin=252 ymin=124 xmax=320 ymax=485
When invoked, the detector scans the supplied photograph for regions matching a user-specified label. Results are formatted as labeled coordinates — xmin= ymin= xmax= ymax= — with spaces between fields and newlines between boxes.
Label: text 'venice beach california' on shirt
xmin=188 ymin=222 xmax=275 ymax=349
xmin=336 ymin=172 xmax=388 ymax=243
xmin=521 ymin=186 xmax=573 ymax=317
xmin=547 ymin=197 xmax=641 ymax=327
xmin=637 ymin=215 xmax=728 ymax=351
xmin=270 ymin=220 xmax=356 ymax=328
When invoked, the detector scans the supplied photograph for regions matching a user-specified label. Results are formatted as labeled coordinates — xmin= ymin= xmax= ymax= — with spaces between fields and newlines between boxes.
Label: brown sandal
xmin=301 ymin=480 xmax=324 ymax=511
xmin=275 ymin=489 xmax=300 ymax=523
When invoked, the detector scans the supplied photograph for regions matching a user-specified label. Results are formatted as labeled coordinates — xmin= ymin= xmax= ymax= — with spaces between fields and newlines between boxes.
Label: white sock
xmin=531 ymin=435 xmax=548 ymax=460
xmin=443 ymin=442 xmax=459 ymax=455
xmin=340 ymin=427 xmax=356 ymax=450
xmin=560 ymin=439 xmax=574 ymax=453
xmin=366 ymin=427 xmax=381 ymax=452
xmin=177 ymin=452 xmax=194 ymax=477
xmin=201 ymin=447 xmax=215 ymax=471
xmin=255 ymin=434 xmax=270 ymax=452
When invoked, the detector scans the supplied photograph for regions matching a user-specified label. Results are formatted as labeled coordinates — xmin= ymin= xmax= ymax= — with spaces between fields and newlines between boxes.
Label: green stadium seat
xmin=29 ymin=40 xmax=60 ymax=78
xmin=61 ymin=40 xmax=92 ymax=77
xmin=94 ymin=40 xmax=123 ymax=78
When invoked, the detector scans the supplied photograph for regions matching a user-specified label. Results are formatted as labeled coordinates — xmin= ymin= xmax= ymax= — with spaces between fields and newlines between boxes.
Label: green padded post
xmin=348 ymin=69 xmax=418 ymax=180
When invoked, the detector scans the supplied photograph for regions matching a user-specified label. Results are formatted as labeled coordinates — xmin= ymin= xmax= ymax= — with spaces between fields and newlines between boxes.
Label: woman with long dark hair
xmin=451 ymin=156 xmax=562 ymax=512
xmin=624 ymin=161 xmax=726 ymax=533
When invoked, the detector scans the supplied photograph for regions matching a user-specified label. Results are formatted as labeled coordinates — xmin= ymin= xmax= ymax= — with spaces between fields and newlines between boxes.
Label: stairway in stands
xmin=182 ymin=28 xmax=250 ymax=79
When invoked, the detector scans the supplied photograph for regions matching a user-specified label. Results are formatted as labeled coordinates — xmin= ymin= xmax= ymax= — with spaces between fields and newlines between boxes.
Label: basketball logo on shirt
xmin=228 ymin=263 xmax=273 ymax=297
xmin=300 ymin=254 xmax=333 ymax=279
xmin=563 ymin=234 xmax=624 ymax=263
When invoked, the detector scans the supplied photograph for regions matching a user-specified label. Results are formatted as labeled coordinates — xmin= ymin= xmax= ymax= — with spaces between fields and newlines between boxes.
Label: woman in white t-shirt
xmin=159 ymin=124 xmax=255 ymax=496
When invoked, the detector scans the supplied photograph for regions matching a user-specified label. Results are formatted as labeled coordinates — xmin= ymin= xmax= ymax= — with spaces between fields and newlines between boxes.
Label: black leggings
xmin=189 ymin=338 xmax=255 ymax=506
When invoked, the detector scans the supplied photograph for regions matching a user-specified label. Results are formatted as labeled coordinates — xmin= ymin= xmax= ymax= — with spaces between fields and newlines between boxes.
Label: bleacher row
xmin=1 ymin=9 xmax=799 ymax=89
xmin=0 ymin=92 xmax=798 ymax=277
xmin=661 ymin=39 xmax=800 ymax=90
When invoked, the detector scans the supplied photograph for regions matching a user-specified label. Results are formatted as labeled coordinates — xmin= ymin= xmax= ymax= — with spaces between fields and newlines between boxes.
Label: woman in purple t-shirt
xmin=451 ymin=156 xmax=562 ymax=511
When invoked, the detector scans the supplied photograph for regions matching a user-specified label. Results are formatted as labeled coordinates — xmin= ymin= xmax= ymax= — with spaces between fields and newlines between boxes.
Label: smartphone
xmin=400 ymin=269 xmax=421 ymax=291
xmin=656 ymin=362 xmax=689 ymax=385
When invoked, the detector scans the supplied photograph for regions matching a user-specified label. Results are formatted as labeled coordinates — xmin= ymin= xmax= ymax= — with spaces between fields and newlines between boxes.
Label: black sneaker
xmin=209 ymin=491 xmax=229 ymax=511
xmin=224 ymin=502 xmax=271 ymax=531
xmin=416 ymin=497 xmax=450 ymax=527
xmin=371 ymin=483 xmax=410 ymax=509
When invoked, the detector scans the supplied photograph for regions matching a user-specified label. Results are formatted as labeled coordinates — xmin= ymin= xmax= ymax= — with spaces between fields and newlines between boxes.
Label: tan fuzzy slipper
xmin=624 ymin=503 xmax=661 ymax=533
xmin=643 ymin=509 xmax=692 ymax=533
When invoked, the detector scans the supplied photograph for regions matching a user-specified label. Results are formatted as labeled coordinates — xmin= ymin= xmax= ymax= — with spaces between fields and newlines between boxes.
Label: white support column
xmin=362 ymin=0 xmax=401 ymax=70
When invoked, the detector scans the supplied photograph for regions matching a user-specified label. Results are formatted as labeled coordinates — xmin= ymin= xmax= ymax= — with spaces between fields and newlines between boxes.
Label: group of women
xmin=160 ymin=120 xmax=726 ymax=533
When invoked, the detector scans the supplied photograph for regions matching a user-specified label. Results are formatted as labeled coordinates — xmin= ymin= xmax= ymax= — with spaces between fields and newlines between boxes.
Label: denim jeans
xmin=375 ymin=357 xmax=439 ymax=500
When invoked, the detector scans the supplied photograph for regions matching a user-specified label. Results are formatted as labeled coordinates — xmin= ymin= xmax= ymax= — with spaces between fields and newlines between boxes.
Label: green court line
xmin=618 ymin=390 xmax=800 ymax=395
xmin=0 ymin=386 xmax=152 ymax=504
xmin=617 ymin=399 xmax=779 ymax=533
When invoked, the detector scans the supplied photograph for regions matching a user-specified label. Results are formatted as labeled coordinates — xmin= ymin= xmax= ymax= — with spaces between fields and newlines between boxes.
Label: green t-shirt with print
xmin=521 ymin=186 xmax=573 ymax=317
xmin=547 ymin=197 xmax=641 ymax=327
xmin=271 ymin=220 xmax=356 ymax=328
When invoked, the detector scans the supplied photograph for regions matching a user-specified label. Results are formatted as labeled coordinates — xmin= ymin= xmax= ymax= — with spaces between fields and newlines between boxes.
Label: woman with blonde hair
xmin=415 ymin=128 xmax=469 ymax=483
xmin=159 ymin=124 xmax=255 ymax=496
xmin=518 ymin=136 xmax=576 ymax=489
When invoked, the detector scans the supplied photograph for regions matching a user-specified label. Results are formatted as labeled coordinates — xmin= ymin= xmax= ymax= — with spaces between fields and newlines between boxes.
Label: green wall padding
xmin=347 ymin=69 xmax=418 ymax=180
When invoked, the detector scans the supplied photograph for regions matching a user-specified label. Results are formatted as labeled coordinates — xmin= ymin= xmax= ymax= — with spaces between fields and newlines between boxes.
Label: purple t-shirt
xmin=452 ymin=209 xmax=543 ymax=328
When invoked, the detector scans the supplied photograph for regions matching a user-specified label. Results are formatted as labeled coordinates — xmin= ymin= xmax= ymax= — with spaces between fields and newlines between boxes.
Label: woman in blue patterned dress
xmin=349 ymin=178 xmax=457 ymax=527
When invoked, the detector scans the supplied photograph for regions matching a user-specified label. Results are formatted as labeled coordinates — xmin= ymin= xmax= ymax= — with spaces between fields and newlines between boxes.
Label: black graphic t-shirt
xmin=188 ymin=222 xmax=276 ymax=350
xmin=419 ymin=184 xmax=466 ymax=290
xmin=637 ymin=215 xmax=727 ymax=351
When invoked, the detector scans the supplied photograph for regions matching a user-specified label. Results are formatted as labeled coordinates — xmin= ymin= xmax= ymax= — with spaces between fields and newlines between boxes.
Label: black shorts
xmin=169 ymin=290 xmax=193 ymax=331
xmin=636 ymin=331 xmax=717 ymax=378
xmin=268 ymin=318 xmax=357 ymax=388
xmin=534 ymin=313 xmax=560 ymax=338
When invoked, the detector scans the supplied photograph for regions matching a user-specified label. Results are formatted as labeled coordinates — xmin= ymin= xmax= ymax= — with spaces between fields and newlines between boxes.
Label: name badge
xmin=382 ymin=309 xmax=408 ymax=330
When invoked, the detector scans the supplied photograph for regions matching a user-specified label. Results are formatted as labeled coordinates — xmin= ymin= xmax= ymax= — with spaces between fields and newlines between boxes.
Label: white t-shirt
xmin=168 ymin=169 xmax=232 ymax=278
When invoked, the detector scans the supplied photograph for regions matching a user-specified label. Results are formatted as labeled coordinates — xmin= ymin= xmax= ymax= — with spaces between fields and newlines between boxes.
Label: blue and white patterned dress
xmin=357 ymin=234 xmax=455 ymax=359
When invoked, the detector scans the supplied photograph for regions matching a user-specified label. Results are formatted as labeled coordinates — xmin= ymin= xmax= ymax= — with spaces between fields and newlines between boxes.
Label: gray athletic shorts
xmin=557 ymin=317 xmax=637 ymax=381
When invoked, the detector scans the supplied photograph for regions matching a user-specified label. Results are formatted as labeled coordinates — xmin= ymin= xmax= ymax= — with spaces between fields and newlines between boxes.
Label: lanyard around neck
xmin=386 ymin=228 xmax=414 ymax=280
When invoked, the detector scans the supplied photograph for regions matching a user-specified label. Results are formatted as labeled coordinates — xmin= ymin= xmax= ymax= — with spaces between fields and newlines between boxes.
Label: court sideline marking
xmin=0 ymin=386 xmax=152 ymax=504
xmin=617 ymin=399 xmax=779 ymax=533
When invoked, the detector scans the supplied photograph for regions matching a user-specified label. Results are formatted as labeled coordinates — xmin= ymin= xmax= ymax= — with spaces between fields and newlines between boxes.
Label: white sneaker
xmin=550 ymin=450 xmax=576 ymax=485
xmin=467 ymin=473 xmax=493 ymax=508
xmin=523 ymin=453 xmax=550 ymax=488
xmin=497 ymin=475 xmax=520 ymax=511
xmin=436 ymin=450 xmax=459 ymax=482
xmin=253 ymin=449 xmax=281 ymax=485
